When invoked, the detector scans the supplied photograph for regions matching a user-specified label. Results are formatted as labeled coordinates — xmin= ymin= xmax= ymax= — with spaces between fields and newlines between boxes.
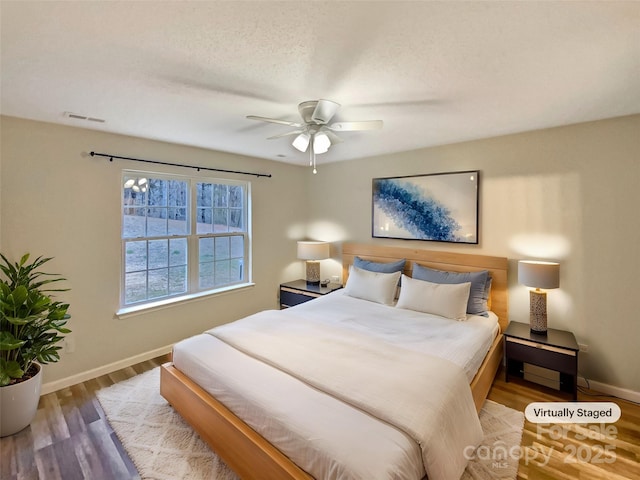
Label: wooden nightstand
xmin=504 ymin=321 xmax=579 ymax=400
xmin=279 ymin=280 xmax=342 ymax=309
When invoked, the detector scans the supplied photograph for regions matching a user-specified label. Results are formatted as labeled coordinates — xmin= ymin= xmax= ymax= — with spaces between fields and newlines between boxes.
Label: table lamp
xmin=518 ymin=260 xmax=560 ymax=334
xmin=297 ymin=241 xmax=330 ymax=286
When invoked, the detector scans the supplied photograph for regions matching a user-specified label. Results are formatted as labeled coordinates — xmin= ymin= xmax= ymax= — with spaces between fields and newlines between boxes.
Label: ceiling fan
xmin=247 ymin=99 xmax=383 ymax=173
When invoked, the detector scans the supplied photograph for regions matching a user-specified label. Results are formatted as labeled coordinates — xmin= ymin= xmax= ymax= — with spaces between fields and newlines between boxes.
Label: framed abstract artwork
xmin=372 ymin=170 xmax=479 ymax=244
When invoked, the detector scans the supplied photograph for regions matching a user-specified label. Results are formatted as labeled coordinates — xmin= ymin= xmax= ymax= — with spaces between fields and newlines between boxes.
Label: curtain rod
xmin=89 ymin=151 xmax=272 ymax=178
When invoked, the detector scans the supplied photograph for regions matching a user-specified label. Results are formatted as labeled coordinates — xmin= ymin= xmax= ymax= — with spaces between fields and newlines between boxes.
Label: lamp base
xmin=305 ymin=260 xmax=321 ymax=286
xmin=529 ymin=289 xmax=548 ymax=335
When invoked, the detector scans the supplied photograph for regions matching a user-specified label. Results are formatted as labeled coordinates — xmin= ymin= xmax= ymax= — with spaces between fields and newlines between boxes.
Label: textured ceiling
xmin=1 ymin=1 xmax=639 ymax=168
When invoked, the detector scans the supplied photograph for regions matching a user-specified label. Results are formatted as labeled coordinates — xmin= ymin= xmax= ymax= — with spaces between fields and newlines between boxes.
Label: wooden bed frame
xmin=160 ymin=242 xmax=509 ymax=480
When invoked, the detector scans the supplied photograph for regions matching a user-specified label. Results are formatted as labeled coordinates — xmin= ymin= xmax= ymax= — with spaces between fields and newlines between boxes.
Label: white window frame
xmin=118 ymin=170 xmax=252 ymax=317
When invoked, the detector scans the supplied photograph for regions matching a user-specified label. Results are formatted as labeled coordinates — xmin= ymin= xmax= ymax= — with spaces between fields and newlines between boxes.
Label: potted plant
xmin=0 ymin=253 xmax=70 ymax=437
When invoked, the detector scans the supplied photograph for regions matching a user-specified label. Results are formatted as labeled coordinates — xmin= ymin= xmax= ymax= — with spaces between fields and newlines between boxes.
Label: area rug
xmin=96 ymin=368 xmax=524 ymax=480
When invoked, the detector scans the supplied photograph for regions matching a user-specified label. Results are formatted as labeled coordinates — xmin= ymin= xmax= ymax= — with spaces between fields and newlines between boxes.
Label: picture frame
xmin=372 ymin=170 xmax=479 ymax=244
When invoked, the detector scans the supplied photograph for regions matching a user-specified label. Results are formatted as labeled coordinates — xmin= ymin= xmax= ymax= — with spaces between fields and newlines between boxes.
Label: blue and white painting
xmin=372 ymin=171 xmax=479 ymax=244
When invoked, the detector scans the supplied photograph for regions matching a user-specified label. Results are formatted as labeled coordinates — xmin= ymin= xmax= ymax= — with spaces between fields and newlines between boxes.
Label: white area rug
xmin=96 ymin=368 xmax=524 ymax=480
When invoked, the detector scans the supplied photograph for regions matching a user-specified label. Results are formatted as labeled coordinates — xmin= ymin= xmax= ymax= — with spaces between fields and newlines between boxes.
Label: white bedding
xmin=172 ymin=290 xmax=498 ymax=480
xmin=282 ymin=291 xmax=499 ymax=382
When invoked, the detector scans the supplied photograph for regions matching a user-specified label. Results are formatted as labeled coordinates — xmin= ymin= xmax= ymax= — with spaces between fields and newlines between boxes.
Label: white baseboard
xmin=41 ymin=344 xmax=173 ymax=395
xmin=578 ymin=376 xmax=640 ymax=404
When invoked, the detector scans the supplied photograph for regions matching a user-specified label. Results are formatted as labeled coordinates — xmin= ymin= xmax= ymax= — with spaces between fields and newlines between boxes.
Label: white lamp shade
xmin=518 ymin=260 xmax=560 ymax=289
xmin=297 ymin=241 xmax=330 ymax=260
xmin=313 ymin=133 xmax=331 ymax=154
xmin=292 ymin=133 xmax=310 ymax=152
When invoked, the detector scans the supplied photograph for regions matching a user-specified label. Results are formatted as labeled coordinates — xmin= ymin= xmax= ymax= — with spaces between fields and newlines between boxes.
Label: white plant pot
xmin=0 ymin=363 xmax=42 ymax=437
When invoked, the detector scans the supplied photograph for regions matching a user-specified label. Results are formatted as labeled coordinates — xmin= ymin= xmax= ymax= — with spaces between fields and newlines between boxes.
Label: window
xmin=121 ymin=171 xmax=250 ymax=308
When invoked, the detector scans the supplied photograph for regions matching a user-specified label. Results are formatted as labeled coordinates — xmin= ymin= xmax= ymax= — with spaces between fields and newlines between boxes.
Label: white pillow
xmin=343 ymin=265 xmax=401 ymax=306
xmin=396 ymin=274 xmax=471 ymax=321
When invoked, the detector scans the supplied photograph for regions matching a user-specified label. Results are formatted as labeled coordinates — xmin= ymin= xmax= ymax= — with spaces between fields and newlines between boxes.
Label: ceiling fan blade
xmin=328 ymin=120 xmax=383 ymax=131
xmin=246 ymin=115 xmax=302 ymax=128
xmin=266 ymin=130 xmax=304 ymax=140
xmin=311 ymin=99 xmax=341 ymax=124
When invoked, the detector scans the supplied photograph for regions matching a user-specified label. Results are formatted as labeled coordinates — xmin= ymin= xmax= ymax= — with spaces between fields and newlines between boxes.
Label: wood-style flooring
xmin=1 ymin=358 xmax=639 ymax=479
xmin=490 ymin=373 xmax=640 ymax=479
xmin=0 ymin=354 xmax=170 ymax=480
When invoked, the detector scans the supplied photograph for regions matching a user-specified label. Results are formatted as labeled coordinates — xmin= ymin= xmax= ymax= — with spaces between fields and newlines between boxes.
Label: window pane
xmin=147 ymin=208 xmax=168 ymax=236
xmin=167 ymin=180 xmax=188 ymax=207
xmin=230 ymin=258 xmax=243 ymax=282
xmin=168 ymin=207 xmax=187 ymax=235
xmin=196 ymin=183 xmax=213 ymax=207
xmin=148 ymin=179 xmax=167 ymax=207
xmin=169 ymin=238 xmax=187 ymax=266
xmin=215 ymin=236 xmax=230 ymax=260
xmin=148 ymin=269 xmax=168 ymax=299
xmin=123 ymin=208 xmax=146 ymax=238
xmin=125 ymin=271 xmax=147 ymax=304
xmin=199 ymin=262 xmax=214 ymax=290
xmin=215 ymin=260 xmax=230 ymax=286
xmin=213 ymin=208 xmax=228 ymax=232
xmin=148 ymin=240 xmax=168 ymax=269
xmin=169 ymin=266 xmax=187 ymax=295
xmin=229 ymin=186 xmax=243 ymax=208
xmin=229 ymin=209 xmax=243 ymax=231
xmin=199 ymin=237 xmax=214 ymax=263
xmin=123 ymin=177 xmax=147 ymax=206
xmin=196 ymin=208 xmax=213 ymax=234
xmin=230 ymin=236 xmax=244 ymax=258
xmin=214 ymin=184 xmax=228 ymax=207
xmin=125 ymin=241 xmax=147 ymax=273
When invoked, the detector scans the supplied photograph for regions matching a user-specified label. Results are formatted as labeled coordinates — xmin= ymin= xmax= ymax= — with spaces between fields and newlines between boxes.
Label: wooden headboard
xmin=342 ymin=243 xmax=509 ymax=332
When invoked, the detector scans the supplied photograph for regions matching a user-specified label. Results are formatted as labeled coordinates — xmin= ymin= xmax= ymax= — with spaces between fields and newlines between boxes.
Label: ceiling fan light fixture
xmin=313 ymin=132 xmax=331 ymax=154
xmin=248 ymin=99 xmax=383 ymax=175
xmin=292 ymin=133 xmax=310 ymax=152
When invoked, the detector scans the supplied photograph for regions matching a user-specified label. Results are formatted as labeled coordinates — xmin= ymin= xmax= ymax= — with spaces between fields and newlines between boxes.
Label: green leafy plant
xmin=0 ymin=254 xmax=70 ymax=387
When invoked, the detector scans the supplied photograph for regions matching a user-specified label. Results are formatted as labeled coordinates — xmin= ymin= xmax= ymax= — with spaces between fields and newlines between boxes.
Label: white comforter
xmin=208 ymin=292 xmax=485 ymax=480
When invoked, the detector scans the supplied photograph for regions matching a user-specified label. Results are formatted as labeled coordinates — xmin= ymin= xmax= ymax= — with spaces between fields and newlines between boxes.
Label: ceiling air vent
xmin=64 ymin=112 xmax=105 ymax=123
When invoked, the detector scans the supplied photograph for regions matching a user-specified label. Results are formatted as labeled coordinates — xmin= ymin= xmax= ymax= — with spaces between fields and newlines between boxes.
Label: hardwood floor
xmin=488 ymin=370 xmax=640 ymax=479
xmin=1 ymin=358 xmax=639 ymax=479
xmin=0 ymin=354 xmax=170 ymax=480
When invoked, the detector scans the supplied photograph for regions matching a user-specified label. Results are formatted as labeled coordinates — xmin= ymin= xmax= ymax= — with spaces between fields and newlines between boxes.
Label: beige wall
xmin=0 ymin=116 xmax=309 ymax=384
xmin=307 ymin=114 xmax=640 ymax=393
xmin=2 ymin=114 xmax=639 ymax=393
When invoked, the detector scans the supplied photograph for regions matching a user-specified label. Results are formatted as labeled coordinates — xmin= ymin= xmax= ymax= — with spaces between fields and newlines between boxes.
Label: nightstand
xmin=504 ymin=321 xmax=579 ymax=400
xmin=279 ymin=280 xmax=342 ymax=309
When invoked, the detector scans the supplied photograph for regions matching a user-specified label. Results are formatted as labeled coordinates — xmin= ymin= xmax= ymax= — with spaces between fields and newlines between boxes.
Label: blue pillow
xmin=354 ymin=257 xmax=406 ymax=288
xmin=354 ymin=256 xmax=406 ymax=274
xmin=412 ymin=264 xmax=490 ymax=316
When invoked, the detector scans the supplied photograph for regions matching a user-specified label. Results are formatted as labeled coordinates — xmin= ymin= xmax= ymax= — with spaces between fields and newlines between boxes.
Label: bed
xmin=160 ymin=242 xmax=509 ymax=480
